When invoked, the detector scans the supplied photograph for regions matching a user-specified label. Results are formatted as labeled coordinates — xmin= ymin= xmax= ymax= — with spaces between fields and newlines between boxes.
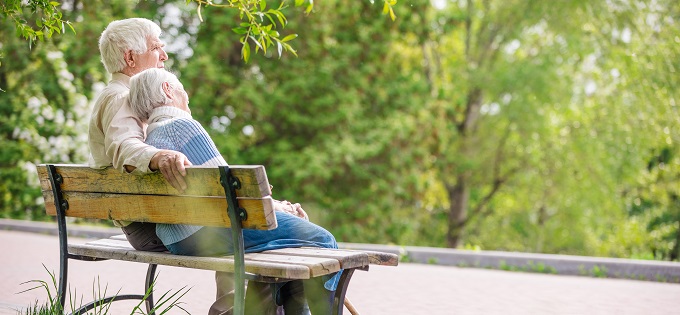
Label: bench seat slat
xmin=71 ymin=237 xmax=395 ymax=280
xmin=42 ymin=191 xmax=276 ymax=230
xmin=262 ymin=248 xmax=371 ymax=270
xmin=235 ymin=253 xmax=341 ymax=277
xmin=82 ymin=239 xmax=342 ymax=276
xmin=69 ymin=242 xmax=314 ymax=279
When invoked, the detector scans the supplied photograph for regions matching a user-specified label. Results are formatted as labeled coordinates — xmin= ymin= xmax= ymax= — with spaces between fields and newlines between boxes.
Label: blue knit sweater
xmin=145 ymin=106 xmax=228 ymax=246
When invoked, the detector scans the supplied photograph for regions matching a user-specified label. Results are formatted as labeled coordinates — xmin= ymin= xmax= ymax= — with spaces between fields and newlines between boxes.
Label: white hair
xmin=129 ymin=68 xmax=183 ymax=122
xmin=99 ymin=18 xmax=161 ymax=74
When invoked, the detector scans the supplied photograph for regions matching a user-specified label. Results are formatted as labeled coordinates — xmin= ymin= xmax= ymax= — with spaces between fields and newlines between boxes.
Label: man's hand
xmin=149 ymin=150 xmax=192 ymax=193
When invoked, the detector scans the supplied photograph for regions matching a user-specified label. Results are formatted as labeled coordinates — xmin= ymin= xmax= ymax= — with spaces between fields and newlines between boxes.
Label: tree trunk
xmin=671 ymin=215 xmax=680 ymax=261
xmin=447 ymin=174 xmax=470 ymax=248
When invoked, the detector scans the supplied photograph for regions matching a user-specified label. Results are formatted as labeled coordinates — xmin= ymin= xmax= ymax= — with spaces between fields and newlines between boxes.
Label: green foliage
xmin=0 ymin=0 xmax=75 ymax=51
xmin=191 ymin=0 xmax=314 ymax=62
xmin=18 ymin=266 xmax=190 ymax=315
xmin=0 ymin=9 xmax=93 ymax=219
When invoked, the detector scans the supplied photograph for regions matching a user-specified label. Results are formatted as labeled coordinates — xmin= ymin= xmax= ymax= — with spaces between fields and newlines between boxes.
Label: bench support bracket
xmin=219 ymin=165 xmax=247 ymax=315
xmin=47 ymin=164 xmax=70 ymax=311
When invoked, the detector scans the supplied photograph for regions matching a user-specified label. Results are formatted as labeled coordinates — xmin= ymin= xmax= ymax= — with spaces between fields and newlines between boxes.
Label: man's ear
xmin=124 ymin=50 xmax=135 ymax=67
xmin=162 ymin=82 xmax=174 ymax=99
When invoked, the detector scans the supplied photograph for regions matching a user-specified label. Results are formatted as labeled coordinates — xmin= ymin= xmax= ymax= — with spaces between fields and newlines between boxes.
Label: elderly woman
xmin=129 ymin=68 xmax=339 ymax=315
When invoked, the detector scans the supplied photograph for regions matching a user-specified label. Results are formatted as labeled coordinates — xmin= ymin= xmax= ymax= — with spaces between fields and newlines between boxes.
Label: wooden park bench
xmin=37 ymin=164 xmax=398 ymax=315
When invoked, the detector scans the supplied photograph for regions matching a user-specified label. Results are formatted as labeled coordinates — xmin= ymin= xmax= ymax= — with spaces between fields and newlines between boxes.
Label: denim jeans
xmin=166 ymin=212 xmax=341 ymax=291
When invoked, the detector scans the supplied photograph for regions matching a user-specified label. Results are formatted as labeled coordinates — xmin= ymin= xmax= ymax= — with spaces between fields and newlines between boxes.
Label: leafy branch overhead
xmin=193 ymin=0 xmax=312 ymax=63
xmin=195 ymin=0 xmax=398 ymax=62
xmin=0 ymin=0 xmax=75 ymax=50
xmin=2 ymin=0 xmax=397 ymax=63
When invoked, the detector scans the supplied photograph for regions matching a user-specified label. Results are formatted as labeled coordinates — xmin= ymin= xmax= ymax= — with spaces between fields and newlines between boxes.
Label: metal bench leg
xmin=145 ymin=264 xmax=158 ymax=314
xmin=47 ymin=164 xmax=69 ymax=313
xmin=220 ymin=166 xmax=248 ymax=315
xmin=332 ymin=269 xmax=356 ymax=315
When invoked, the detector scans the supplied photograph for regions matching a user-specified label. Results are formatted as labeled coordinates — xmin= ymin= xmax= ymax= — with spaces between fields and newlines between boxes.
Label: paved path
xmin=1 ymin=230 xmax=679 ymax=315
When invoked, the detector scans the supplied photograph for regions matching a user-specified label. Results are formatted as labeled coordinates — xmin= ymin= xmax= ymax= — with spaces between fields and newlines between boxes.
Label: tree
xmin=413 ymin=0 xmax=680 ymax=252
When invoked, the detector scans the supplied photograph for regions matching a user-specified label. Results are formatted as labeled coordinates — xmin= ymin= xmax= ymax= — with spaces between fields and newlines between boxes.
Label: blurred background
xmin=1 ymin=0 xmax=678 ymax=261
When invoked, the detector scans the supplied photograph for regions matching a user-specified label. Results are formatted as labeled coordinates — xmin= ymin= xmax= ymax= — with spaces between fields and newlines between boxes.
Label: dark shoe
xmin=278 ymin=280 xmax=310 ymax=315
xmin=302 ymin=278 xmax=335 ymax=315
xmin=244 ymin=281 xmax=278 ymax=315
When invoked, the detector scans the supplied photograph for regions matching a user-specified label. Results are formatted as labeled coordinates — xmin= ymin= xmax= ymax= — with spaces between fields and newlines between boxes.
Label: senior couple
xmin=90 ymin=18 xmax=339 ymax=315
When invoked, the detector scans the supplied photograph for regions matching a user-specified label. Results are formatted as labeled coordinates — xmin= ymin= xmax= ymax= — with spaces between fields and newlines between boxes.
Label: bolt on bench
xmin=37 ymin=164 xmax=398 ymax=315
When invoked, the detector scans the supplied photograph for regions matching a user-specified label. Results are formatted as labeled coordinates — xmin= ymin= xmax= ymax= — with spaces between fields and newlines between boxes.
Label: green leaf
xmin=260 ymin=0 xmax=267 ymax=11
xmin=232 ymin=27 xmax=249 ymax=35
xmin=282 ymin=42 xmax=297 ymax=56
xmin=66 ymin=22 xmax=75 ymax=34
xmin=269 ymin=9 xmax=286 ymax=26
xmin=241 ymin=42 xmax=250 ymax=63
xmin=265 ymin=13 xmax=276 ymax=25
xmin=281 ymin=34 xmax=298 ymax=42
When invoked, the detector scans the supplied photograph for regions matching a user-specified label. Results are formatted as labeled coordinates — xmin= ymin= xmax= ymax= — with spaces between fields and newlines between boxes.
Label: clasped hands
xmin=273 ymin=199 xmax=309 ymax=221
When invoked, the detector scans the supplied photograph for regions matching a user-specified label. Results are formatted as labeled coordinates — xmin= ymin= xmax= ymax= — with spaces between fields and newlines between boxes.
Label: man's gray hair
xmin=129 ymin=68 xmax=183 ymax=122
xmin=99 ymin=18 xmax=161 ymax=74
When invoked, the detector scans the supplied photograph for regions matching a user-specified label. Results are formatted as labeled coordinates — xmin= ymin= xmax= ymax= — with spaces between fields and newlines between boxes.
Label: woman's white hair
xmin=99 ymin=18 xmax=161 ymax=74
xmin=129 ymin=68 xmax=183 ymax=122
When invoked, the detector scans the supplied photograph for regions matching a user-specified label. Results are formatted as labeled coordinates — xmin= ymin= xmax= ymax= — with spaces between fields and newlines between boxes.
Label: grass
xmin=17 ymin=265 xmax=191 ymax=315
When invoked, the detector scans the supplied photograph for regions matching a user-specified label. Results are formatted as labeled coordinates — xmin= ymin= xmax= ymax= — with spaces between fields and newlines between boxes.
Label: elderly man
xmin=90 ymin=18 xmax=190 ymax=251
xmin=89 ymin=18 xmax=238 ymax=315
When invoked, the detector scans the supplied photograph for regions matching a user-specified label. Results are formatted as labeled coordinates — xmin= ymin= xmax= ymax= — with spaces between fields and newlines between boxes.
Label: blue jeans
xmin=166 ymin=212 xmax=341 ymax=291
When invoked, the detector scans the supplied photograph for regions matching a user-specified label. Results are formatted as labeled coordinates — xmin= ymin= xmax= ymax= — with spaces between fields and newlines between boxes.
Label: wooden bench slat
xmin=69 ymin=243 xmax=313 ymax=279
xmin=70 ymin=239 xmax=357 ymax=279
xmin=86 ymin=239 xmax=341 ymax=276
xmin=37 ymin=164 xmax=272 ymax=198
xmin=262 ymin=248 xmax=371 ymax=270
xmin=107 ymin=234 xmax=398 ymax=266
xmin=42 ymin=191 xmax=276 ymax=230
xmin=237 ymin=253 xmax=341 ymax=277
xmin=356 ymin=250 xmax=399 ymax=266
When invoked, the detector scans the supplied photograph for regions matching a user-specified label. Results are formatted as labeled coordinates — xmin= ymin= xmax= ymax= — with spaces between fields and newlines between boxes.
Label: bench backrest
xmin=37 ymin=164 xmax=277 ymax=230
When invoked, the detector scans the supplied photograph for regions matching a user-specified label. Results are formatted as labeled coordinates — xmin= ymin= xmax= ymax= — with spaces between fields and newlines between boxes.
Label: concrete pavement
xmin=2 ymin=229 xmax=680 ymax=315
